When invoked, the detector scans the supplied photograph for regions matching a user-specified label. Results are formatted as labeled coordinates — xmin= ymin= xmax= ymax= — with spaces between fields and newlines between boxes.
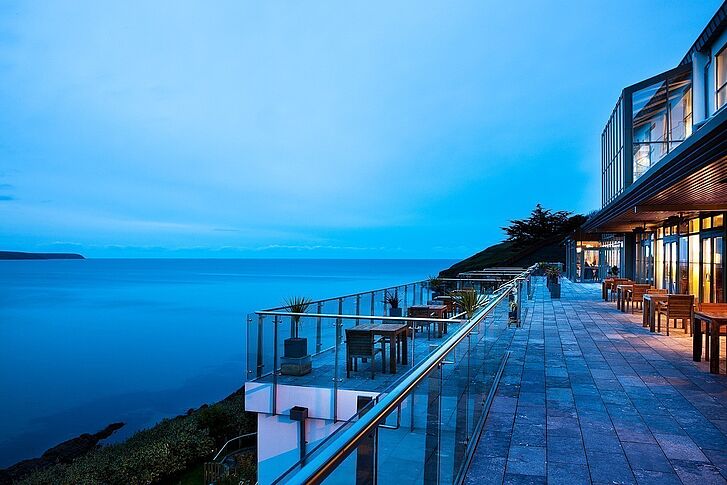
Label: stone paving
xmin=466 ymin=277 xmax=727 ymax=485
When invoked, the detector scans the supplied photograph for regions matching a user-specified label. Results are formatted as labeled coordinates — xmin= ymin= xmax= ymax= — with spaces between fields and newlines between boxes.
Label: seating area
xmin=466 ymin=276 xmax=727 ymax=484
xmin=602 ymin=278 xmax=727 ymax=375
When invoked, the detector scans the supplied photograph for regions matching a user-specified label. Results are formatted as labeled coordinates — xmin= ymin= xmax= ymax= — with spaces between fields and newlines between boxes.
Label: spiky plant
xmin=451 ymin=289 xmax=484 ymax=319
xmin=285 ymin=296 xmax=312 ymax=338
xmin=384 ymin=290 xmax=400 ymax=309
xmin=427 ymin=275 xmax=443 ymax=292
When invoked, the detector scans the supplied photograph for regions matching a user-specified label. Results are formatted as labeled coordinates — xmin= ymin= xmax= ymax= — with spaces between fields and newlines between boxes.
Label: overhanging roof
xmin=680 ymin=2 xmax=727 ymax=65
xmin=582 ymin=107 xmax=727 ymax=233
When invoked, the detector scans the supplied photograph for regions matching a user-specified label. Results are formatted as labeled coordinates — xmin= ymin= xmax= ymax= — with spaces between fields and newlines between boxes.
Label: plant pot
xmin=389 ymin=307 xmax=403 ymax=317
xmin=549 ymin=283 xmax=561 ymax=299
xmin=284 ymin=337 xmax=308 ymax=359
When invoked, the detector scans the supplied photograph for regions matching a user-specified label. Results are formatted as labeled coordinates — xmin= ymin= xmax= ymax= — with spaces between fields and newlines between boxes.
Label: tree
xmin=502 ymin=204 xmax=578 ymax=246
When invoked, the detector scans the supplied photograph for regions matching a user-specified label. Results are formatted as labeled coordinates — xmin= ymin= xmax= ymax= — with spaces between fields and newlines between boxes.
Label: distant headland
xmin=0 ymin=251 xmax=85 ymax=260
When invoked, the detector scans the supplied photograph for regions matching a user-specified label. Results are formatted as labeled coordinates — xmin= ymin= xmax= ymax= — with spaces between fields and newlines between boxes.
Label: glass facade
xmin=601 ymin=96 xmax=624 ymax=206
xmin=630 ymin=214 xmax=726 ymax=303
xmin=717 ymin=45 xmax=727 ymax=111
xmin=632 ymin=70 xmax=692 ymax=180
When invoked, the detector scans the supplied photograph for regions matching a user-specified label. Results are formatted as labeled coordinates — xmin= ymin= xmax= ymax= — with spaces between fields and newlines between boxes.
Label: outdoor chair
xmin=647 ymin=288 xmax=668 ymax=295
xmin=695 ymin=303 xmax=727 ymax=362
xmin=656 ymin=294 xmax=694 ymax=336
xmin=407 ymin=307 xmax=435 ymax=339
xmin=625 ymin=284 xmax=651 ymax=313
xmin=609 ymin=279 xmax=630 ymax=302
xmin=345 ymin=329 xmax=385 ymax=379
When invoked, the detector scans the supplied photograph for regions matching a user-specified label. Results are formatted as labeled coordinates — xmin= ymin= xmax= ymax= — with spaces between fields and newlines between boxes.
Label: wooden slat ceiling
xmin=583 ymin=109 xmax=727 ymax=233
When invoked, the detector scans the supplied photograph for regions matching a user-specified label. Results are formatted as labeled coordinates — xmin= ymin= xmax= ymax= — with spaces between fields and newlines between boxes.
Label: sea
xmin=0 ymin=258 xmax=454 ymax=467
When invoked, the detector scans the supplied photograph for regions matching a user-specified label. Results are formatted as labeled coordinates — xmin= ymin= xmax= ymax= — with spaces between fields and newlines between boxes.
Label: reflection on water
xmin=0 ymin=258 xmax=453 ymax=466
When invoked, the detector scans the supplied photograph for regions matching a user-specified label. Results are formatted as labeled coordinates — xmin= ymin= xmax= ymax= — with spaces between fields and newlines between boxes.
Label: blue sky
xmin=0 ymin=1 xmax=721 ymax=258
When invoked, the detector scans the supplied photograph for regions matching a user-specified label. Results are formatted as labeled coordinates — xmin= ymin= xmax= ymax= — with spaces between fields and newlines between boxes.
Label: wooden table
xmin=408 ymin=304 xmax=448 ymax=338
xmin=616 ymin=284 xmax=633 ymax=312
xmin=693 ymin=310 xmax=727 ymax=374
xmin=354 ymin=323 xmax=408 ymax=374
xmin=643 ymin=294 xmax=669 ymax=332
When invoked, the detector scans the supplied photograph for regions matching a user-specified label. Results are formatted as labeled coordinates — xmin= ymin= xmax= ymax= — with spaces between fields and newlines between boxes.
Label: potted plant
xmin=545 ymin=266 xmax=561 ymax=298
xmin=427 ymin=276 xmax=444 ymax=299
xmin=385 ymin=291 xmax=402 ymax=317
xmin=451 ymin=289 xmax=483 ymax=319
xmin=281 ymin=296 xmax=313 ymax=375
xmin=608 ymin=265 xmax=619 ymax=278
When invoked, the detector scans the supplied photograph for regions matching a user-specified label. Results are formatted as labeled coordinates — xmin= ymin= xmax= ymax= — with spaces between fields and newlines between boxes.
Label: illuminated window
xmin=717 ymin=46 xmax=727 ymax=111
xmin=714 ymin=214 xmax=724 ymax=228
xmin=689 ymin=218 xmax=700 ymax=233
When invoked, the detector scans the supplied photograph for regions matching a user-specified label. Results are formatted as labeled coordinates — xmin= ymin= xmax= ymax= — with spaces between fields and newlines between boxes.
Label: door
xmin=701 ymin=235 xmax=724 ymax=303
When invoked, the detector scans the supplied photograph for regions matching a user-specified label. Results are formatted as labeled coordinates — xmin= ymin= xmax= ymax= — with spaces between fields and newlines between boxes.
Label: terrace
xmin=246 ymin=273 xmax=727 ymax=484
xmin=467 ymin=277 xmax=727 ymax=484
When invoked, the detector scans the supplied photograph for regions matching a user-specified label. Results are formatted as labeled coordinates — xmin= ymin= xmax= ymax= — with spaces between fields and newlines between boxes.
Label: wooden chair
xmin=609 ymin=279 xmax=630 ymax=302
xmin=626 ymin=284 xmax=651 ymax=313
xmin=656 ymin=295 xmax=694 ymax=336
xmin=345 ymin=329 xmax=385 ymax=379
xmin=647 ymin=288 xmax=667 ymax=295
xmin=407 ymin=307 xmax=435 ymax=339
xmin=696 ymin=303 xmax=727 ymax=361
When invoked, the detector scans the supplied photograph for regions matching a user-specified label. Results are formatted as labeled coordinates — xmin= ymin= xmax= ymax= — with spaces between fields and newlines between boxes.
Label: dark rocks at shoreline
xmin=0 ymin=251 xmax=85 ymax=260
xmin=0 ymin=422 xmax=124 ymax=484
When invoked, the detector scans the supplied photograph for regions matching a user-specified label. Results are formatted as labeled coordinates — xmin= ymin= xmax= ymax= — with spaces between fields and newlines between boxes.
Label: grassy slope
xmin=439 ymin=235 xmax=565 ymax=277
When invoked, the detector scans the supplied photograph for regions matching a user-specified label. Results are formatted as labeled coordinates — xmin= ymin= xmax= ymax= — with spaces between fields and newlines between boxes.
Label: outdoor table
xmin=408 ymin=304 xmax=448 ymax=338
xmin=433 ymin=295 xmax=454 ymax=316
xmin=602 ymin=279 xmax=614 ymax=301
xmin=354 ymin=322 xmax=408 ymax=374
xmin=616 ymin=284 xmax=633 ymax=312
xmin=693 ymin=310 xmax=727 ymax=374
xmin=643 ymin=294 xmax=669 ymax=332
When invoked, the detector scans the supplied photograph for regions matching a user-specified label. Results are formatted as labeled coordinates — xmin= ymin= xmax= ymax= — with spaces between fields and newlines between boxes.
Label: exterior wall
xmin=245 ymin=381 xmax=379 ymax=484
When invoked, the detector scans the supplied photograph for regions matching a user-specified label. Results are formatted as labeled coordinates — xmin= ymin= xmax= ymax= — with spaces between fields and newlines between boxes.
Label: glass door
xmin=701 ymin=235 xmax=724 ymax=303
xmin=663 ymin=239 xmax=678 ymax=293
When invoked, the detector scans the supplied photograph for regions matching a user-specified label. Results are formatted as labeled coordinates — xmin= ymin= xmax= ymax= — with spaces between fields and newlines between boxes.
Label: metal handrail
xmin=212 ymin=432 xmax=257 ymax=462
xmin=276 ymin=269 xmax=532 ymax=484
xmin=254 ymin=311 xmax=467 ymax=323
xmin=261 ymin=274 xmax=524 ymax=312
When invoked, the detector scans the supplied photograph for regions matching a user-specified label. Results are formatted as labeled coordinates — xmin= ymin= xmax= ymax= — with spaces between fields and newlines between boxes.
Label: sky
xmin=0 ymin=0 xmax=722 ymax=259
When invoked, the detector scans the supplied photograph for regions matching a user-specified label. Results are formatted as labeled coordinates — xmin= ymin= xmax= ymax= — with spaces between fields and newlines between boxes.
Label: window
xmin=631 ymin=69 xmax=692 ymax=180
xmin=717 ymin=45 xmax=727 ymax=111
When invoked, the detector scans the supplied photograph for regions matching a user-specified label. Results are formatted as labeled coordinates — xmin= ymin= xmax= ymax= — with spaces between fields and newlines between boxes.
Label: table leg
xmin=401 ymin=331 xmax=408 ymax=365
xmin=389 ymin=334 xmax=397 ymax=374
xmin=650 ymin=303 xmax=656 ymax=333
xmin=643 ymin=299 xmax=649 ymax=327
xmin=693 ymin=317 xmax=702 ymax=362
xmin=710 ymin=320 xmax=720 ymax=374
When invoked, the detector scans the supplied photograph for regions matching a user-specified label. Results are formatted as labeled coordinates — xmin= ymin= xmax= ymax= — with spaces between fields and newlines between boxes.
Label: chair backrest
xmin=631 ymin=284 xmax=650 ymax=300
xmin=648 ymin=288 xmax=668 ymax=295
xmin=666 ymin=295 xmax=694 ymax=318
xmin=698 ymin=302 xmax=727 ymax=311
xmin=345 ymin=329 xmax=374 ymax=357
xmin=408 ymin=307 xmax=430 ymax=318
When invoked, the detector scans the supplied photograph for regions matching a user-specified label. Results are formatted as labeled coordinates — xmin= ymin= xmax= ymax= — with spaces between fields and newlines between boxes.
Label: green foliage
xmin=427 ymin=276 xmax=443 ymax=292
xmin=285 ymin=296 xmax=312 ymax=337
xmin=503 ymin=204 xmax=585 ymax=246
xmin=18 ymin=393 xmax=254 ymax=485
xmin=384 ymin=290 xmax=400 ymax=309
xmin=450 ymin=289 xmax=484 ymax=319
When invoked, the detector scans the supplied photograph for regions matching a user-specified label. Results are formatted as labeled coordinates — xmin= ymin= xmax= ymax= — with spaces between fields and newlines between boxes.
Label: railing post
xmin=273 ymin=315 xmax=279 ymax=415
xmin=356 ymin=294 xmax=361 ymax=318
xmin=256 ymin=315 xmax=264 ymax=378
xmin=404 ymin=285 xmax=408 ymax=311
xmin=334 ymin=297 xmax=344 ymax=422
xmin=316 ymin=302 xmax=323 ymax=353
xmin=370 ymin=291 xmax=375 ymax=315
xmin=516 ymin=279 xmax=523 ymax=327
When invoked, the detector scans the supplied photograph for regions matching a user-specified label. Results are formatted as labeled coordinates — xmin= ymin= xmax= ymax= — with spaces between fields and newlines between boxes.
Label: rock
xmin=0 ymin=423 xmax=124 ymax=484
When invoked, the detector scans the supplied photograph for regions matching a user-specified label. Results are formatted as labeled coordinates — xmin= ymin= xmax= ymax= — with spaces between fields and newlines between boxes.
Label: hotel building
xmin=567 ymin=3 xmax=727 ymax=304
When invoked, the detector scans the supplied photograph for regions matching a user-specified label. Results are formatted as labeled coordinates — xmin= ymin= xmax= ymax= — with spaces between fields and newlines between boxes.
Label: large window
xmin=601 ymin=97 xmax=624 ymax=207
xmin=631 ymin=70 xmax=692 ymax=180
xmin=717 ymin=45 xmax=727 ymax=111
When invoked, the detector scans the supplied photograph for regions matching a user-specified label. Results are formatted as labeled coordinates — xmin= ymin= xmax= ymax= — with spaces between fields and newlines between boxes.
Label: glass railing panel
xmin=376 ymin=362 xmax=442 ymax=484
xmin=438 ymin=327 xmax=472 ymax=483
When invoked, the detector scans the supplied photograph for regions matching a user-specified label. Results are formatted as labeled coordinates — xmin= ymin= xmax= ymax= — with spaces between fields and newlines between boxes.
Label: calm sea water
xmin=0 ymin=258 xmax=454 ymax=467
